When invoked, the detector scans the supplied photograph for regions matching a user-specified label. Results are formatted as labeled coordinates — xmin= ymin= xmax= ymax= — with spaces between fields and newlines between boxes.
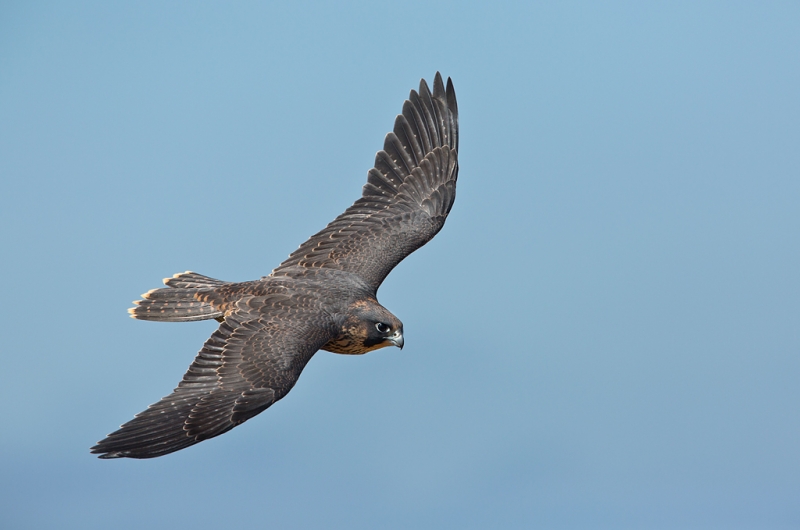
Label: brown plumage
xmin=91 ymin=73 xmax=458 ymax=459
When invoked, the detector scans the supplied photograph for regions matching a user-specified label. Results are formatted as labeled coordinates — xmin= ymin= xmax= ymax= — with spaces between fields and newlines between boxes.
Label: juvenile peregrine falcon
xmin=91 ymin=73 xmax=459 ymax=459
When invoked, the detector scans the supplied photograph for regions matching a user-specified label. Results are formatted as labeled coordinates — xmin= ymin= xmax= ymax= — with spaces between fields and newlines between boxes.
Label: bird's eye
xmin=375 ymin=322 xmax=390 ymax=334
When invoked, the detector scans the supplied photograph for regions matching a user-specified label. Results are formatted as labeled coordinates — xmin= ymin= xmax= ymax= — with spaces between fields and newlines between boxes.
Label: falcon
xmin=91 ymin=73 xmax=459 ymax=459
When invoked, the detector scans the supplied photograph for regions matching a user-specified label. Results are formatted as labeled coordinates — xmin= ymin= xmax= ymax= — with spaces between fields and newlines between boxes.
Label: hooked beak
xmin=388 ymin=330 xmax=404 ymax=350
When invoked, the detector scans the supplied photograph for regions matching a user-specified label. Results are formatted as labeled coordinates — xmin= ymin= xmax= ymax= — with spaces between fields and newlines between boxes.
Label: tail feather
xmin=163 ymin=271 xmax=228 ymax=289
xmin=129 ymin=271 xmax=229 ymax=322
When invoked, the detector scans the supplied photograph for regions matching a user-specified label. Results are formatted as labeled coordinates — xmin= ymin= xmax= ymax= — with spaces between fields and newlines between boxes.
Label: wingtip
xmin=90 ymin=446 xmax=123 ymax=459
xmin=90 ymin=440 xmax=111 ymax=457
xmin=433 ymin=72 xmax=445 ymax=98
xmin=428 ymin=72 xmax=457 ymax=117
xmin=418 ymin=76 xmax=432 ymax=98
xmin=96 ymin=451 xmax=123 ymax=459
xmin=446 ymin=77 xmax=457 ymax=110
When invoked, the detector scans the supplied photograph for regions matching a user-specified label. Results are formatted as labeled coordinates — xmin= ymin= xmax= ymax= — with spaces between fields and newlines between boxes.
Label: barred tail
xmin=129 ymin=271 xmax=229 ymax=322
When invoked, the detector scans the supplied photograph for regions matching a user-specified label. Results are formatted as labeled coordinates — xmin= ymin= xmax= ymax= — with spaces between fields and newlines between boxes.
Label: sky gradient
xmin=2 ymin=1 xmax=799 ymax=528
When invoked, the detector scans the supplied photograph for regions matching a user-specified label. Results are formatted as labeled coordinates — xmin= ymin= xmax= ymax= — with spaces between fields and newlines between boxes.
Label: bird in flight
xmin=91 ymin=73 xmax=459 ymax=459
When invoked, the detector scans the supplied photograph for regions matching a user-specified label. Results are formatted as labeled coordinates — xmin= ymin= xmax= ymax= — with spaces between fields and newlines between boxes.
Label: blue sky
xmin=1 ymin=1 xmax=799 ymax=528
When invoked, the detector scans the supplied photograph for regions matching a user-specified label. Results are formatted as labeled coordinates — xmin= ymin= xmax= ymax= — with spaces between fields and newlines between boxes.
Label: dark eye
xmin=375 ymin=322 xmax=390 ymax=334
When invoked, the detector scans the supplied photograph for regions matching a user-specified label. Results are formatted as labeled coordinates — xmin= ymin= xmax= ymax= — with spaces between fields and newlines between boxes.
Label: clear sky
xmin=1 ymin=1 xmax=799 ymax=528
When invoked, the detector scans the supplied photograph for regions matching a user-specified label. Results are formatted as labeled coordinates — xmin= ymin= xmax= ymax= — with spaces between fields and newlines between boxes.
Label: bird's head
xmin=350 ymin=298 xmax=404 ymax=351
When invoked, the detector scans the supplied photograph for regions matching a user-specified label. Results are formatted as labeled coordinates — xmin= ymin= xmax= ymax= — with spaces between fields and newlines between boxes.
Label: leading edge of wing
xmin=274 ymin=73 xmax=459 ymax=290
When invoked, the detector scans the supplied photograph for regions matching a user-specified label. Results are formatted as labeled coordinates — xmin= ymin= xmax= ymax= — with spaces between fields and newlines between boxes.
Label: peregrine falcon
xmin=91 ymin=73 xmax=459 ymax=459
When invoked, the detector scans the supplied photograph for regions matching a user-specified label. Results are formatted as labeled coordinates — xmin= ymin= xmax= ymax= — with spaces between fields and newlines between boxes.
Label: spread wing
xmin=91 ymin=293 xmax=335 ymax=459
xmin=273 ymin=72 xmax=459 ymax=292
